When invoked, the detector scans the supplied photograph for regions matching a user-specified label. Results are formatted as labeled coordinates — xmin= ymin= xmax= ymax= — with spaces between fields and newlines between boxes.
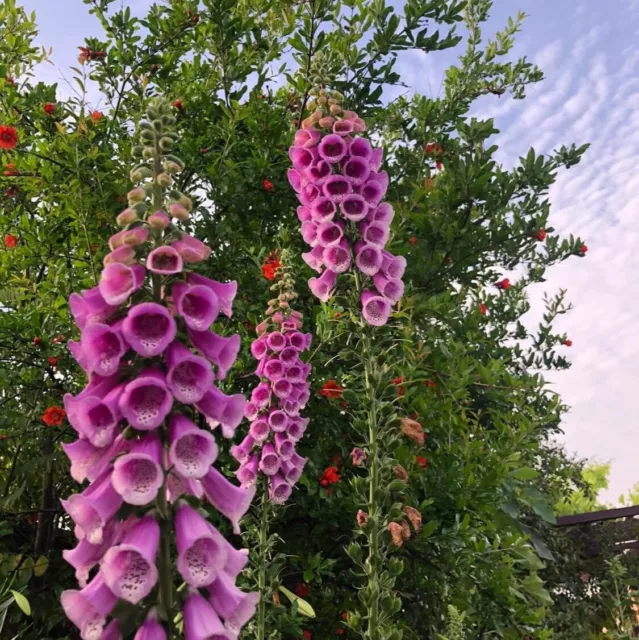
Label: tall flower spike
xmin=61 ymin=97 xmax=256 ymax=638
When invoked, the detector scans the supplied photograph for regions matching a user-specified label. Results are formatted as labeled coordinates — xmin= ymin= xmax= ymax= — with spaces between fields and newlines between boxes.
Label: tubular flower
xmin=232 ymin=251 xmax=309 ymax=504
xmin=61 ymin=97 xmax=256 ymax=638
xmin=289 ymin=98 xmax=404 ymax=325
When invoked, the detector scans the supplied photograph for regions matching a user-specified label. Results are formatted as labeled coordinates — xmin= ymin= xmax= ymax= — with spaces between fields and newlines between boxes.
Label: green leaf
xmin=278 ymin=586 xmax=316 ymax=618
xmin=510 ymin=467 xmax=538 ymax=481
xmin=33 ymin=555 xmax=49 ymax=577
xmin=9 ymin=591 xmax=30 ymax=616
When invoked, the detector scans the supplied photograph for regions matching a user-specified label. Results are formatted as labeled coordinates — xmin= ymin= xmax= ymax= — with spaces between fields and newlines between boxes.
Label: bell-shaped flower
xmin=244 ymin=402 xmax=259 ymax=422
xmin=101 ymin=515 xmax=160 ymax=604
xmin=184 ymin=590 xmax=232 ymax=640
xmin=61 ymin=437 xmax=123 ymax=485
xmin=70 ymin=287 xmax=118 ymax=330
xmin=360 ymin=220 xmax=390 ymax=247
xmin=148 ymin=211 xmax=170 ymax=230
xmin=300 ymin=220 xmax=319 ymax=246
xmin=322 ymin=175 xmax=353 ymax=203
xmin=318 ymin=133 xmax=348 ymax=164
xmin=188 ymin=329 xmax=241 ymax=380
xmin=146 ymin=246 xmax=183 ymax=275
xmin=176 ymin=503 xmax=227 ymax=587
xmin=172 ymin=282 xmax=219 ymax=331
xmin=297 ymin=182 xmax=321 ymax=206
xmin=166 ymin=341 xmax=213 ymax=404
xmin=266 ymin=331 xmax=286 ymax=352
xmin=273 ymin=379 xmax=293 ymax=400
xmin=112 ymin=433 xmax=164 ymax=505
xmin=231 ymin=435 xmax=254 ymax=466
xmin=333 ymin=119 xmax=355 ymax=136
xmin=169 ymin=414 xmax=218 ymax=478
xmin=68 ymin=339 xmax=91 ymax=372
xmin=61 ymin=470 xmax=122 ymax=545
xmin=270 ymin=473 xmax=293 ymax=504
xmin=102 ymin=620 xmax=122 ymax=640
xmin=250 ymin=337 xmax=268 ymax=360
xmin=307 ymin=160 xmax=332 ymax=185
xmin=60 ymin=572 xmax=117 ymax=640
xmin=381 ymin=251 xmax=407 ymax=279
xmin=80 ymin=323 xmax=127 ymax=377
xmin=297 ymin=205 xmax=312 ymax=222
xmin=208 ymin=571 xmax=259 ymax=635
xmin=349 ymin=137 xmax=373 ymax=161
xmin=355 ymin=242 xmax=383 ymax=277
xmin=370 ymin=202 xmax=394 ymax=225
xmin=249 ymin=417 xmax=270 ymax=443
xmin=109 ymin=226 xmax=149 ymax=250
xmin=122 ymin=302 xmax=177 ymax=358
xmin=370 ymin=169 xmax=389 ymax=191
xmin=133 ymin=609 xmax=166 ymax=640
xmin=172 ymin=234 xmax=212 ymax=264
xmin=279 ymin=347 xmax=299 ymax=366
xmin=310 ymin=197 xmax=337 ymax=223
xmin=340 ymin=194 xmax=369 ymax=222
xmin=103 ymin=245 xmax=136 ymax=266
xmin=373 ymin=273 xmax=404 ymax=304
xmin=259 ymin=443 xmax=281 ymax=476
xmin=251 ymin=382 xmax=271 ymax=409
xmin=294 ymin=129 xmax=321 ymax=148
xmin=343 ymin=156 xmax=371 ymax=186
xmin=287 ymin=332 xmax=306 ymax=351
xmin=188 ymin=274 xmax=237 ymax=318
xmin=66 ymin=384 xmax=124 ymax=447
xmin=287 ymin=168 xmax=305 ymax=193
xmin=201 ymin=466 xmax=256 ymax=535
xmin=323 ymin=238 xmax=352 ymax=273
xmin=289 ymin=146 xmax=317 ymax=173
xmin=308 ymin=268 xmax=337 ymax=302
xmin=360 ymin=179 xmax=385 ymax=206
xmin=263 ymin=357 xmax=285 ymax=381
xmin=166 ymin=473 xmax=204 ymax=505
xmin=274 ymin=432 xmax=294 ymax=461
xmin=268 ymin=409 xmax=289 ymax=433
xmin=119 ymin=369 xmax=173 ymax=430
xmin=316 ymin=221 xmax=344 ymax=247
xmin=195 ymin=386 xmax=246 ymax=439
xmin=301 ymin=245 xmax=325 ymax=273
xmin=287 ymin=416 xmax=308 ymax=442
xmin=236 ymin=455 xmax=259 ymax=487
xmin=361 ymin=289 xmax=392 ymax=327
xmin=99 ymin=263 xmax=146 ymax=306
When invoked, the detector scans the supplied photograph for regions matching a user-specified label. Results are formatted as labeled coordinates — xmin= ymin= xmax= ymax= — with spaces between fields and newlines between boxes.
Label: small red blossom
xmin=0 ymin=125 xmax=18 ymax=150
xmin=43 ymin=103 xmax=55 ymax=115
xmin=47 ymin=356 xmax=59 ymax=368
xmin=52 ymin=334 xmax=64 ymax=344
xmin=90 ymin=111 xmax=104 ymax=124
xmin=341 ymin=612 xmax=349 ymax=621
xmin=416 ymin=456 xmax=428 ymax=469
xmin=302 ymin=631 xmax=312 ymax=640
xmin=319 ymin=466 xmax=341 ymax=487
xmin=495 ymin=278 xmax=511 ymax=290
xmin=435 ymin=160 xmax=444 ymax=171
xmin=333 ymin=312 xmax=341 ymax=318
xmin=425 ymin=379 xmax=436 ymax=389
xmin=562 ymin=339 xmax=573 ymax=347
xmin=425 ymin=142 xmax=443 ymax=154
xmin=261 ymin=251 xmax=281 ymax=280
xmin=532 ymin=229 xmax=547 ymax=242
xmin=579 ymin=244 xmax=588 ymax=256
xmin=78 ymin=47 xmax=105 ymax=64
xmin=5 ymin=76 xmax=15 ymax=85
xmin=32 ymin=337 xmax=42 ymax=347
xmin=4 ymin=186 xmax=20 ymax=198
xmin=3 ymin=163 xmax=19 ymax=176
xmin=408 ymin=235 xmax=417 ymax=246
xmin=391 ymin=376 xmax=406 ymax=396
xmin=4 ymin=234 xmax=17 ymax=249
xmin=262 ymin=178 xmax=275 ymax=192
xmin=295 ymin=583 xmax=310 ymax=598
xmin=479 ymin=302 xmax=487 ymax=315
xmin=172 ymin=98 xmax=184 ymax=111
xmin=320 ymin=380 xmax=344 ymax=399
xmin=42 ymin=405 xmax=66 ymax=427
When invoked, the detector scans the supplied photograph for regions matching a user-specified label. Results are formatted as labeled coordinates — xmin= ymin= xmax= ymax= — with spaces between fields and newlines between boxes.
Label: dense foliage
xmin=0 ymin=0 xmax=636 ymax=638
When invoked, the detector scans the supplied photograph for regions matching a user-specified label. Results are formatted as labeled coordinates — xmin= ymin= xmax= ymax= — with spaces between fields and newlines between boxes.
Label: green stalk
xmin=256 ymin=475 xmax=270 ymax=640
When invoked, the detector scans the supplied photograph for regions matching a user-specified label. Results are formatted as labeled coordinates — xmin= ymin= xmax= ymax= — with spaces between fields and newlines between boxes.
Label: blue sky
xmin=19 ymin=0 xmax=639 ymax=503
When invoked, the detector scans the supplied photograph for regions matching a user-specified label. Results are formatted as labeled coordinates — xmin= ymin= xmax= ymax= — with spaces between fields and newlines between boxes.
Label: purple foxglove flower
xmin=103 ymin=245 xmax=136 ymax=266
xmin=340 ymin=194 xmax=369 ymax=222
xmin=322 ymin=175 xmax=353 ymax=203
xmin=263 ymin=358 xmax=285 ymax=381
xmin=370 ymin=147 xmax=384 ymax=171
xmin=351 ymin=447 xmax=367 ymax=466
xmin=349 ymin=137 xmax=373 ymax=160
xmin=109 ymin=226 xmax=149 ymax=250
xmin=273 ymin=378 xmax=293 ymax=400
xmin=65 ymin=384 xmax=123 ymax=448
xmin=176 ymin=502 xmax=227 ymax=587
xmin=307 ymin=160 xmax=332 ymax=185
xmin=355 ymin=242 xmax=383 ymax=277
xmin=122 ymin=302 xmax=177 ymax=357
xmin=220 ymin=538 xmax=249 ymax=579
xmin=61 ymin=471 xmax=122 ymax=545
xmin=282 ymin=318 xmax=302 ymax=331
xmin=63 ymin=520 xmax=119 ymax=586
xmin=373 ymin=273 xmax=404 ymax=303
xmin=282 ymin=399 xmax=300 ymax=416
xmin=101 ymin=515 xmax=160 ymax=604
xmin=274 ymin=432 xmax=294 ymax=461
xmin=60 ymin=572 xmax=117 ymax=640
xmin=300 ymin=220 xmax=319 ymax=246
xmin=148 ymin=211 xmax=170 ymax=230
xmin=279 ymin=347 xmax=299 ymax=366
xmin=287 ymin=168 xmax=304 ymax=193
xmin=208 ymin=571 xmax=259 ymax=634
xmin=172 ymin=282 xmax=219 ymax=331
xmin=70 ymin=287 xmax=118 ymax=330
xmin=230 ymin=434 xmax=255 ymax=464
xmin=370 ymin=169 xmax=389 ymax=191
xmin=308 ymin=268 xmax=337 ymax=302
xmin=282 ymin=455 xmax=306 ymax=485
xmin=297 ymin=205 xmax=312 ymax=222
xmin=250 ymin=337 xmax=268 ymax=359
xmin=316 ymin=220 xmax=344 ymax=247
xmin=259 ymin=443 xmax=281 ymax=476
xmin=370 ymin=202 xmax=394 ymax=224
xmin=323 ymin=239 xmax=352 ymax=273
xmin=201 ymin=467 xmax=256 ymax=535
xmin=184 ymin=590 xmax=230 ymax=640
xmin=333 ymin=119 xmax=355 ymax=136
xmin=244 ymin=402 xmax=259 ymax=421
xmin=251 ymin=382 xmax=271 ymax=409
xmin=361 ymin=220 xmax=390 ymax=247
xmin=310 ymin=197 xmax=337 ymax=223
xmin=360 ymin=179 xmax=385 ymax=206
xmin=146 ymin=246 xmax=183 ymax=275
xmin=187 ymin=329 xmax=241 ymax=380
xmin=61 ymin=438 xmax=113 ymax=484
xmin=236 ymin=455 xmax=259 ymax=487
xmin=102 ymin=620 xmax=122 ymax=640
xmin=297 ymin=182 xmax=321 ymax=206
xmin=119 ymin=370 xmax=173 ymax=430
xmin=294 ymin=129 xmax=321 ymax=148
xmin=79 ymin=323 xmax=127 ymax=377
xmin=289 ymin=146 xmax=317 ymax=173
xmin=381 ymin=251 xmax=407 ymax=279
xmin=318 ymin=133 xmax=348 ymax=164
xmin=172 ymin=234 xmax=212 ymax=264
xmin=85 ymin=436 xmax=127 ymax=483
xmin=111 ymin=433 xmax=163 ymax=505
xmin=268 ymin=409 xmax=289 ymax=433
xmin=195 ymin=386 xmax=246 ymax=438
xmin=301 ymin=248 xmax=325 ymax=277
xmin=269 ymin=473 xmax=293 ymax=504
xmin=188 ymin=274 xmax=237 ymax=318
xmin=287 ymin=332 xmax=306 ymax=350
xmin=99 ymin=263 xmax=146 ymax=306
xmin=68 ymin=339 xmax=91 ymax=372
xmin=134 ymin=609 xmax=166 ymax=640
xmin=266 ymin=331 xmax=286 ymax=352
xmin=169 ymin=414 xmax=218 ymax=478
xmin=287 ymin=416 xmax=308 ymax=442
xmin=249 ymin=418 xmax=270 ymax=444
xmin=166 ymin=473 xmax=204 ymax=504
xmin=343 ymin=156 xmax=371 ymax=186
xmin=166 ymin=341 xmax=214 ymax=403
xmin=361 ymin=289 xmax=392 ymax=326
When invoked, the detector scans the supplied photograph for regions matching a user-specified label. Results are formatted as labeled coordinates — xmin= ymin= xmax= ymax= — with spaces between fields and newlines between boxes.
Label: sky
xmin=16 ymin=0 xmax=639 ymax=503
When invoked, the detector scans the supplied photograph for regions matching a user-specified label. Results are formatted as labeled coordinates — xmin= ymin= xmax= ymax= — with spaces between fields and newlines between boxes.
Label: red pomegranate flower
xmin=47 ymin=356 xmax=58 ymax=368
xmin=562 ymin=339 xmax=573 ymax=347
xmin=4 ymin=234 xmax=17 ymax=249
xmin=495 ymin=278 xmax=511 ymax=290
xmin=319 ymin=466 xmax=341 ymax=487
xmin=42 ymin=406 xmax=66 ymax=427
xmin=320 ymin=380 xmax=344 ymax=399
xmin=32 ymin=337 xmax=42 ymax=347
xmin=295 ymin=583 xmax=310 ymax=598
xmin=3 ymin=163 xmax=19 ymax=176
xmin=43 ymin=103 xmax=55 ymax=115
xmin=262 ymin=178 xmax=275 ymax=192
xmin=172 ymin=98 xmax=184 ymax=111
xmin=425 ymin=142 xmax=443 ymax=154
xmin=416 ymin=456 xmax=428 ymax=469
xmin=479 ymin=303 xmax=487 ymax=315
xmin=532 ymin=229 xmax=547 ymax=242
xmin=0 ymin=125 xmax=18 ymax=150
xmin=579 ymin=244 xmax=588 ymax=256
xmin=302 ymin=631 xmax=312 ymax=640
xmin=391 ymin=376 xmax=406 ymax=396
xmin=90 ymin=111 xmax=104 ymax=123
xmin=408 ymin=235 xmax=417 ymax=246
xmin=425 ymin=379 xmax=436 ymax=389
xmin=261 ymin=251 xmax=281 ymax=280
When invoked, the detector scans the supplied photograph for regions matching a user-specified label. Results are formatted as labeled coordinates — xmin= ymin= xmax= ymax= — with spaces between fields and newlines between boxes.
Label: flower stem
xmin=257 ymin=475 xmax=270 ymax=640
xmin=156 ymin=486 xmax=174 ymax=639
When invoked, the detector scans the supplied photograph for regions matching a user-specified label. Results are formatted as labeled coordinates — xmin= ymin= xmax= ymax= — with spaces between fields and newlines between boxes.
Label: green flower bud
xmin=130 ymin=170 xmax=143 ymax=182
xmin=157 ymin=173 xmax=173 ymax=187
xmin=168 ymin=202 xmax=189 ymax=221
xmin=132 ymin=202 xmax=147 ymax=215
xmin=146 ymin=107 xmax=160 ymax=120
xmin=140 ymin=129 xmax=155 ymax=142
xmin=142 ymin=147 xmax=155 ymax=160
xmin=388 ymin=558 xmax=404 ymax=577
xmin=138 ymin=121 xmax=154 ymax=131
xmin=346 ymin=542 xmax=363 ymax=564
xmin=161 ymin=114 xmax=176 ymax=126
xmin=165 ymin=161 xmax=181 ymax=174
xmin=131 ymin=145 xmax=144 ymax=157
xmin=152 ymin=119 xmax=163 ymax=132
xmin=127 ymin=187 xmax=146 ymax=204
xmin=116 ymin=208 xmax=138 ymax=226
xmin=159 ymin=137 xmax=174 ymax=151
xmin=178 ymin=195 xmax=192 ymax=211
